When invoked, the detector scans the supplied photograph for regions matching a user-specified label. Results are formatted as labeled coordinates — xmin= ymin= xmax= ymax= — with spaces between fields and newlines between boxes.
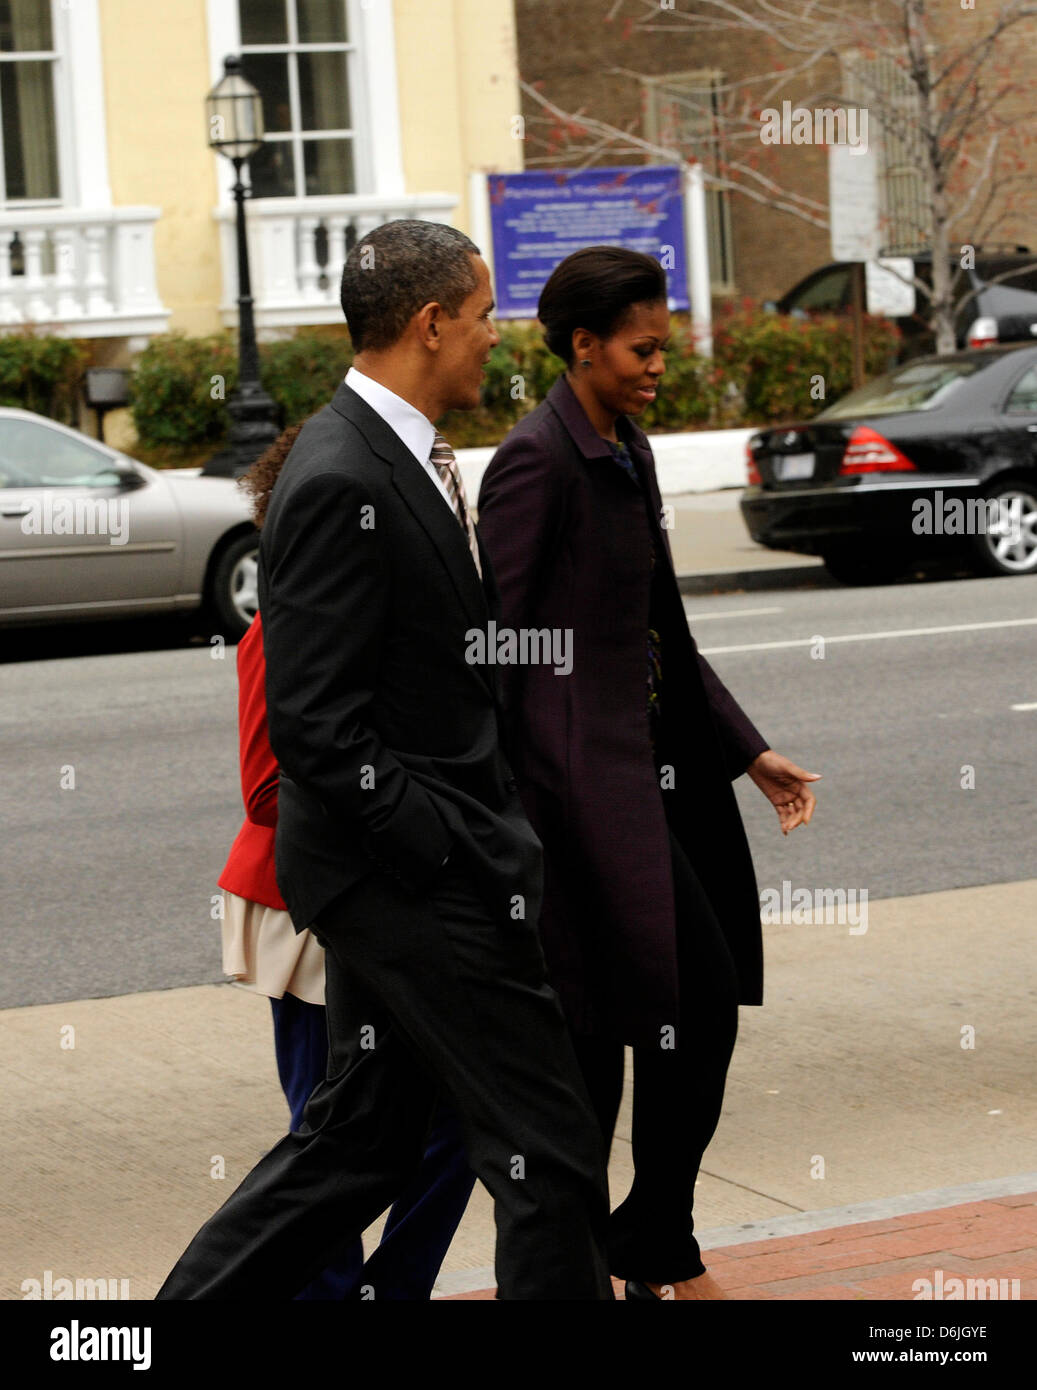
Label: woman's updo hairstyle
xmin=537 ymin=246 xmax=668 ymax=366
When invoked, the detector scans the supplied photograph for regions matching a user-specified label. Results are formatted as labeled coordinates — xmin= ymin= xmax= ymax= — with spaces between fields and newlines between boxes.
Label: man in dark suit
xmin=156 ymin=220 xmax=614 ymax=1301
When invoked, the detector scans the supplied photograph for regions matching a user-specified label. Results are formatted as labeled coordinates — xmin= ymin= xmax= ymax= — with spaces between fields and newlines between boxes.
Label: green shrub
xmin=713 ymin=301 xmax=901 ymax=424
xmin=127 ymin=306 xmax=902 ymax=460
xmin=0 ymin=330 xmax=89 ymax=423
xmin=261 ymin=325 xmax=353 ymax=425
xmin=129 ymin=332 xmax=239 ymax=449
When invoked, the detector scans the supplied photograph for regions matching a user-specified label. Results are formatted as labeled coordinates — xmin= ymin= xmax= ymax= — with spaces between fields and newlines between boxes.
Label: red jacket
xmin=217 ymin=611 xmax=285 ymax=910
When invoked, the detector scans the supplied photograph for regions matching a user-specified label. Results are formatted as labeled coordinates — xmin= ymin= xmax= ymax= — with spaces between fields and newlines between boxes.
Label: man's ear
xmin=414 ymin=300 xmax=444 ymax=353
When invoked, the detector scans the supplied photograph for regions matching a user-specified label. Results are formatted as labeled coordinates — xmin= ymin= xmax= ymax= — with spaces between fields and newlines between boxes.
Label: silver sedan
xmin=0 ymin=408 xmax=259 ymax=639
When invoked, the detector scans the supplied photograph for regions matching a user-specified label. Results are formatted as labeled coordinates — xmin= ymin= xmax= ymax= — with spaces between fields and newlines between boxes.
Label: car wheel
xmin=208 ymin=533 xmax=259 ymax=640
xmin=970 ymin=482 xmax=1037 ymax=576
xmin=821 ymin=542 xmax=910 ymax=585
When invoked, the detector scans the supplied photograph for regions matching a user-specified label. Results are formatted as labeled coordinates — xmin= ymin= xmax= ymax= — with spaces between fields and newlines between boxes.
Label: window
xmin=0 ymin=0 xmax=59 ymax=203
xmin=1004 ymin=366 xmax=1037 ymax=415
xmin=642 ymin=69 xmax=735 ymax=293
xmin=789 ymin=267 xmax=851 ymax=313
xmin=819 ymin=359 xmax=979 ymax=419
xmin=238 ymin=0 xmax=356 ymax=198
xmin=843 ymin=52 xmax=931 ymax=256
xmin=0 ymin=417 xmax=117 ymax=487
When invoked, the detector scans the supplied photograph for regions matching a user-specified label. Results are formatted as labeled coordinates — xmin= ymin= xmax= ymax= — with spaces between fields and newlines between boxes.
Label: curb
xmin=431 ymin=1172 xmax=1037 ymax=1298
xmin=677 ymin=563 xmax=831 ymax=595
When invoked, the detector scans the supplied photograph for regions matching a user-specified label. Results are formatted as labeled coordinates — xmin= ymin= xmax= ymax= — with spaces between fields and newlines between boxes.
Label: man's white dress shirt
xmin=344 ymin=367 xmax=455 ymax=513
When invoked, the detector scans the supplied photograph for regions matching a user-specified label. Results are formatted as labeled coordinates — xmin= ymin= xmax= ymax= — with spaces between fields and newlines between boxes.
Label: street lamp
xmin=203 ymin=55 xmax=280 ymax=477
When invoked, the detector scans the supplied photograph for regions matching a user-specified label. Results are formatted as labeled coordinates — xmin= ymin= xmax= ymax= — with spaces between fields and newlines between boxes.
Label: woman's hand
xmin=746 ymin=750 xmax=821 ymax=836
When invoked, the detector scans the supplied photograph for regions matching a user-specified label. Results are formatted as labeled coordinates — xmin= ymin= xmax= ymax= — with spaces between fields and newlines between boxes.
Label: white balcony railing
xmin=0 ymin=206 xmax=169 ymax=338
xmin=214 ymin=192 xmax=460 ymax=330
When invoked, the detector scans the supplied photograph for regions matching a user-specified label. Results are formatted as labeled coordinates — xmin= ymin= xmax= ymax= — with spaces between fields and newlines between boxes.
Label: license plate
xmin=773 ymin=452 xmax=815 ymax=480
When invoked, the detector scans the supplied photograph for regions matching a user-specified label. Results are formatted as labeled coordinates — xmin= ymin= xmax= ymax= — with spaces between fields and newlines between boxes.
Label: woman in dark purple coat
xmin=476 ymin=247 xmax=820 ymax=1301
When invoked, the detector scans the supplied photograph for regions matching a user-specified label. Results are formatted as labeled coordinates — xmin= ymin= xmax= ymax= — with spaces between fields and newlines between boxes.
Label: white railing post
xmin=83 ymin=223 xmax=113 ymax=317
xmin=297 ymin=216 xmax=321 ymax=301
xmin=22 ymin=228 xmax=52 ymax=321
xmin=53 ymin=226 xmax=83 ymax=319
xmin=254 ymin=213 xmax=297 ymax=306
xmin=326 ymin=214 xmax=349 ymax=298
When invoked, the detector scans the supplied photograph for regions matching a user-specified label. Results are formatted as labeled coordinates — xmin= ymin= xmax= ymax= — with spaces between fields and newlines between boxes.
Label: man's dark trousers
xmin=156 ymin=851 xmax=613 ymax=1301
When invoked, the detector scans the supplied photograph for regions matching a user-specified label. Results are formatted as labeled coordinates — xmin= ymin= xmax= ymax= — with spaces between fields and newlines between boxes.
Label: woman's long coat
xmin=476 ymin=374 xmax=769 ymax=1046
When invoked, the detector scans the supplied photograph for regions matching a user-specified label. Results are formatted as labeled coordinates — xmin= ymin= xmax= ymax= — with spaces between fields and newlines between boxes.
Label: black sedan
xmin=740 ymin=346 xmax=1037 ymax=584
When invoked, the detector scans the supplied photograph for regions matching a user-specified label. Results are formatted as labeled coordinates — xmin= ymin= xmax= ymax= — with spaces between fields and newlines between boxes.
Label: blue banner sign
xmin=487 ymin=165 xmax=689 ymax=319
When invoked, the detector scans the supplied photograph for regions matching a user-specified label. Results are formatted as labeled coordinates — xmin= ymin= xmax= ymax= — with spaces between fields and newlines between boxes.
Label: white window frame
xmin=205 ymin=0 xmax=404 ymax=207
xmin=0 ymin=0 xmax=111 ymax=210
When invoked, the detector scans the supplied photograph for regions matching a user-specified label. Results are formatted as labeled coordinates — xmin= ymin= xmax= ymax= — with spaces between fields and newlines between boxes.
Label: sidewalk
xmin=664 ymin=490 xmax=826 ymax=588
xmin=438 ymin=1182 xmax=1037 ymax=1299
xmin=2 ymin=878 xmax=1034 ymax=1300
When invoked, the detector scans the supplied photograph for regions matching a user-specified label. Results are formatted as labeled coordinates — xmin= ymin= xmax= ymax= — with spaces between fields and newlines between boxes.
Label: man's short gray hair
xmin=340 ymin=219 xmax=481 ymax=352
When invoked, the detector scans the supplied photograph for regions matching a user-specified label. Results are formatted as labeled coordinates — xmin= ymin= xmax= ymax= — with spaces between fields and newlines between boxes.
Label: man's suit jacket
xmin=256 ymin=381 xmax=542 ymax=935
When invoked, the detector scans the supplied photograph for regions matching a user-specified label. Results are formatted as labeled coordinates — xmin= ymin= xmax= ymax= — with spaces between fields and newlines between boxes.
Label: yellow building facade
xmin=0 ymin=0 xmax=522 ymax=359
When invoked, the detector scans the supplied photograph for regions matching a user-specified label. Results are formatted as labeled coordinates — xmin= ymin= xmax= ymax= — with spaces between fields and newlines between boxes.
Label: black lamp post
xmin=203 ymin=55 xmax=281 ymax=477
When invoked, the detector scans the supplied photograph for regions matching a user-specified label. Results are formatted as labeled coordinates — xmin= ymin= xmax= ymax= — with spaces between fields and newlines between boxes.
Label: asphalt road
xmin=1 ymin=572 xmax=1035 ymax=1009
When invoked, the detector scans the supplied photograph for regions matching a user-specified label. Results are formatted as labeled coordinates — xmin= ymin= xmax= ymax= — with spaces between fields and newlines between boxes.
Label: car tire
xmin=207 ymin=532 xmax=259 ymax=640
xmin=820 ymin=542 xmax=910 ymax=586
xmin=969 ymin=481 xmax=1037 ymax=577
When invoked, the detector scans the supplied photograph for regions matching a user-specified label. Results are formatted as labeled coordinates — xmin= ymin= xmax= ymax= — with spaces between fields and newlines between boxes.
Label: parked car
xmin=0 ymin=409 xmax=259 ymax=638
xmin=739 ymin=345 xmax=1037 ymax=584
xmin=770 ymin=249 xmax=1037 ymax=358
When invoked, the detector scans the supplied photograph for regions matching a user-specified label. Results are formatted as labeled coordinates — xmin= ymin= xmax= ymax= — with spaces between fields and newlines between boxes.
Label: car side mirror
xmin=95 ymin=462 xmax=145 ymax=490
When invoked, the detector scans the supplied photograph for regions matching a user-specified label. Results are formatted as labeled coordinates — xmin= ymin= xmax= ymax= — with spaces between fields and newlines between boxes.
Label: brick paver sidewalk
xmin=441 ymin=1191 xmax=1037 ymax=1300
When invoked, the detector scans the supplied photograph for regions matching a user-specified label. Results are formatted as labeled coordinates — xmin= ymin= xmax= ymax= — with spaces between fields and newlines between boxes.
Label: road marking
xmin=1011 ymin=702 xmax=1037 ymax=711
xmin=699 ymin=616 xmax=1037 ymax=655
xmin=683 ymin=605 xmax=784 ymax=622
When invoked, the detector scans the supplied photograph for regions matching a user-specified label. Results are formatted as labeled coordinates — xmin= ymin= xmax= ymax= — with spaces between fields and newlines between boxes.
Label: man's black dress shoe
xmin=624 ymin=1280 xmax=662 ymax=1300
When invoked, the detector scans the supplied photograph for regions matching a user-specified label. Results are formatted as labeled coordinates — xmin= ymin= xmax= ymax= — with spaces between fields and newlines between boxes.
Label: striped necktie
xmin=430 ymin=432 xmax=482 ymax=580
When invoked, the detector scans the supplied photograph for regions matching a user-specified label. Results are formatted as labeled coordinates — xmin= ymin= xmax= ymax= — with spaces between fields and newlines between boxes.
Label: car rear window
xmin=978 ymin=260 xmax=1037 ymax=294
xmin=818 ymin=360 xmax=981 ymax=419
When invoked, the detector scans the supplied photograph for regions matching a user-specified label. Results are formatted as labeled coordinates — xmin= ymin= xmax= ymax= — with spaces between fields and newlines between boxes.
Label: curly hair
xmin=236 ymin=421 xmax=307 ymax=530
